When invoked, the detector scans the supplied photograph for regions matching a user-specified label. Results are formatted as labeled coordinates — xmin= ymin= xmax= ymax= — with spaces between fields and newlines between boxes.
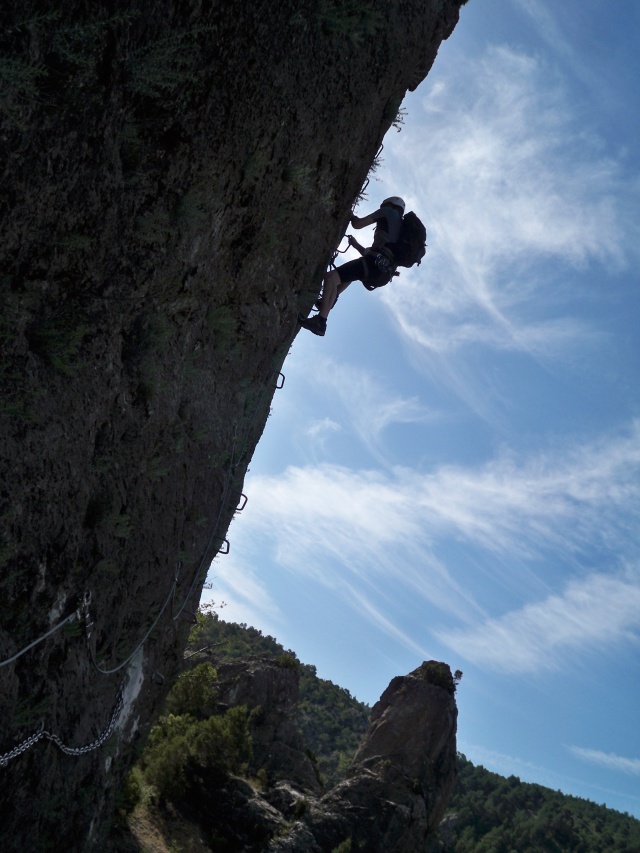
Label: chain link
xmin=1 ymin=361 xmax=290 ymax=768
xmin=0 ymin=685 xmax=123 ymax=767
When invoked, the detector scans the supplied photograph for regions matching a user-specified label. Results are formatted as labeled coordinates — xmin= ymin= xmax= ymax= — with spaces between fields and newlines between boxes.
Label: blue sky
xmin=203 ymin=0 xmax=640 ymax=818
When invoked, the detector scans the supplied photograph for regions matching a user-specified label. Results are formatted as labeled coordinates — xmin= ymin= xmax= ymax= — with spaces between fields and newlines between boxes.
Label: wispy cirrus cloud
xmin=568 ymin=746 xmax=640 ymax=776
xmin=436 ymin=565 xmax=640 ymax=673
xmin=513 ymin=0 xmax=607 ymax=101
xmin=202 ymin=552 xmax=283 ymax=635
xmin=384 ymin=43 xmax=636 ymax=359
xmin=219 ymin=421 xmax=640 ymax=669
xmin=304 ymin=416 xmax=342 ymax=458
xmin=310 ymin=357 xmax=438 ymax=462
xmin=344 ymin=583 xmax=431 ymax=660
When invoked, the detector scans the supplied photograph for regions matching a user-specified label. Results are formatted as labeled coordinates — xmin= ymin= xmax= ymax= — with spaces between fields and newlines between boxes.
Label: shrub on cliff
xmin=164 ymin=661 xmax=218 ymax=718
xmin=142 ymin=706 xmax=252 ymax=802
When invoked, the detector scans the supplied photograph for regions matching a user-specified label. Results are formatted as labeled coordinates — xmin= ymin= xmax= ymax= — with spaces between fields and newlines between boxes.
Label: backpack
xmin=386 ymin=211 xmax=427 ymax=268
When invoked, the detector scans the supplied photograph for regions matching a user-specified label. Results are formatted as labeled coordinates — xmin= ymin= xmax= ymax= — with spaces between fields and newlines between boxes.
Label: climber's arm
xmin=348 ymin=234 xmax=366 ymax=255
xmin=350 ymin=208 xmax=385 ymax=230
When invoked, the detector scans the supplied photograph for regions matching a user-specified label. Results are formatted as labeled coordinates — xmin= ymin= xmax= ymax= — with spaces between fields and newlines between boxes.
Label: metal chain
xmin=0 ymin=684 xmax=123 ymax=767
xmin=0 ymin=361 xmax=291 ymax=768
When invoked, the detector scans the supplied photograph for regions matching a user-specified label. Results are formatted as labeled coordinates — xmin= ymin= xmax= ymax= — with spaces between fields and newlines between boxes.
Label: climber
xmin=298 ymin=196 xmax=407 ymax=337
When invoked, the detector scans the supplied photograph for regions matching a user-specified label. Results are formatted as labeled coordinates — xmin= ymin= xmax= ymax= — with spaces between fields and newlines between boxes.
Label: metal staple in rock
xmin=0 ymin=365 xmax=289 ymax=767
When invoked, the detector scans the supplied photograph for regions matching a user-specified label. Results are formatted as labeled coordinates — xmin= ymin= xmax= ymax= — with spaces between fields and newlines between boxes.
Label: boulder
xmin=268 ymin=661 xmax=458 ymax=852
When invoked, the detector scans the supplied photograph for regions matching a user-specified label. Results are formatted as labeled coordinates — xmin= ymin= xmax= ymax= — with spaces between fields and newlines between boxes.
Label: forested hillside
xmin=108 ymin=614 xmax=457 ymax=850
xmin=198 ymin=617 xmax=640 ymax=852
xmin=191 ymin=612 xmax=371 ymax=786
xmin=429 ymin=755 xmax=640 ymax=852
xmin=106 ymin=616 xmax=640 ymax=850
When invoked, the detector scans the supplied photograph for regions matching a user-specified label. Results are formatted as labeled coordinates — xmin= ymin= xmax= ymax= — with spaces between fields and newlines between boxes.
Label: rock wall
xmin=0 ymin=1 xmax=464 ymax=848
xmin=152 ymin=658 xmax=458 ymax=852
xmin=216 ymin=657 xmax=323 ymax=794
xmin=267 ymin=662 xmax=458 ymax=852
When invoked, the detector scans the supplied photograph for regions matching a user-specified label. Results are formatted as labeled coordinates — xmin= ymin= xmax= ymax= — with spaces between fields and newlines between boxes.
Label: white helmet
xmin=382 ymin=196 xmax=405 ymax=211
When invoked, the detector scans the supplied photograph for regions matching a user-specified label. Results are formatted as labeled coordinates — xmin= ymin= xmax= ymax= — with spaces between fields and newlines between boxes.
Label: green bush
xmin=191 ymin=706 xmax=252 ymax=773
xmin=164 ymin=662 xmax=218 ymax=718
xmin=142 ymin=714 xmax=193 ymax=801
xmin=141 ymin=706 xmax=252 ymax=802
xmin=275 ymin=652 xmax=299 ymax=670
xmin=114 ymin=767 xmax=143 ymax=823
xmin=416 ymin=661 xmax=455 ymax=694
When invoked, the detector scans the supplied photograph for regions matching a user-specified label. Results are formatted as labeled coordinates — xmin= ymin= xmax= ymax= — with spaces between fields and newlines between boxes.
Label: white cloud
xmin=406 ymin=421 xmax=640 ymax=563
xmin=311 ymin=357 xmax=438 ymax=462
xmin=383 ymin=42 xmax=634 ymax=359
xmin=568 ymin=746 xmax=640 ymax=776
xmin=306 ymin=417 xmax=341 ymax=440
xmin=228 ymin=421 xmax=640 ymax=670
xmin=236 ymin=462 xmax=483 ymax=621
xmin=304 ymin=416 xmax=342 ymax=458
xmin=203 ymin=552 xmax=283 ymax=634
xmin=436 ymin=565 xmax=640 ymax=673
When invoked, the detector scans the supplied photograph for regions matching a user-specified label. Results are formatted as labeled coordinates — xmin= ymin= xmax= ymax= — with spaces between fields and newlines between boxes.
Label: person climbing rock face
xmin=299 ymin=196 xmax=411 ymax=337
xmin=299 ymin=196 xmax=405 ymax=337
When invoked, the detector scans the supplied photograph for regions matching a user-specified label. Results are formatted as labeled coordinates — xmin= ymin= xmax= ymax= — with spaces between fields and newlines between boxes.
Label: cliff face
xmin=268 ymin=662 xmax=459 ymax=853
xmin=118 ymin=657 xmax=457 ymax=852
xmin=0 ymin=1 xmax=463 ymax=848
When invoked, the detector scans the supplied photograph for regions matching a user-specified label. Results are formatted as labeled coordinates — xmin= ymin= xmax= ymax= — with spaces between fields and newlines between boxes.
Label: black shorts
xmin=335 ymin=255 xmax=394 ymax=288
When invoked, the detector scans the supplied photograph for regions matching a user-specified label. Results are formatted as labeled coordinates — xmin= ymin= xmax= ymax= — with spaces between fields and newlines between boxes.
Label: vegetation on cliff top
xmin=190 ymin=612 xmax=371 ymax=787
xmin=109 ymin=617 xmax=640 ymax=851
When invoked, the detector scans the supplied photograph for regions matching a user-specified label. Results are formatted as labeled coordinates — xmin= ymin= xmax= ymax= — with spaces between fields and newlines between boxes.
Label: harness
xmin=367 ymin=246 xmax=396 ymax=276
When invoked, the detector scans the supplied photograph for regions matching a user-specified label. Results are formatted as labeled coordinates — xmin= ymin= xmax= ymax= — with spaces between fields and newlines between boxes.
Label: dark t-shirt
xmin=370 ymin=205 xmax=403 ymax=249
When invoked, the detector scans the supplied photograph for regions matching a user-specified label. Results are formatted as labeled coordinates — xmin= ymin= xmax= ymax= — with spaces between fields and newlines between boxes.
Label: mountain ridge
xmin=111 ymin=616 xmax=640 ymax=852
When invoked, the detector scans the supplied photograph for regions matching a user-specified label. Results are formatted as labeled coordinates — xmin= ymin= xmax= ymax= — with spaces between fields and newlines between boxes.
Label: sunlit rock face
xmin=170 ymin=658 xmax=457 ymax=852
xmin=266 ymin=661 xmax=458 ymax=853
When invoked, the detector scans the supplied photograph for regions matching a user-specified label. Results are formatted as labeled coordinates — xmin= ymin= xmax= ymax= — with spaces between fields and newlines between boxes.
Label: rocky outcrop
xmin=215 ymin=657 xmax=323 ymax=794
xmin=0 ymin=1 xmax=464 ymax=847
xmin=268 ymin=661 xmax=458 ymax=852
xmin=158 ymin=657 xmax=458 ymax=852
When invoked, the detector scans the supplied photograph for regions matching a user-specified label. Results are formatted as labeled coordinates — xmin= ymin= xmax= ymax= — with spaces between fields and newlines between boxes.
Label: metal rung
xmin=275 ymin=373 xmax=285 ymax=389
xmin=236 ymin=493 xmax=248 ymax=512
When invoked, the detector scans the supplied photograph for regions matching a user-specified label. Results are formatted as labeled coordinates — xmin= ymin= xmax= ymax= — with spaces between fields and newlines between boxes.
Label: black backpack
xmin=387 ymin=211 xmax=427 ymax=268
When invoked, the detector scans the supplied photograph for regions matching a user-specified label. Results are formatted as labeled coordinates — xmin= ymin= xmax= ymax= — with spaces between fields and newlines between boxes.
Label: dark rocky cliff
xmin=115 ymin=656 xmax=458 ymax=851
xmin=268 ymin=661 xmax=459 ymax=853
xmin=0 ymin=1 xmax=464 ymax=848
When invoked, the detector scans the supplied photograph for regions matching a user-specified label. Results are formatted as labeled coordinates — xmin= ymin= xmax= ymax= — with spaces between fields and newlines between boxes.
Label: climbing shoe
xmin=298 ymin=313 xmax=327 ymax=336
